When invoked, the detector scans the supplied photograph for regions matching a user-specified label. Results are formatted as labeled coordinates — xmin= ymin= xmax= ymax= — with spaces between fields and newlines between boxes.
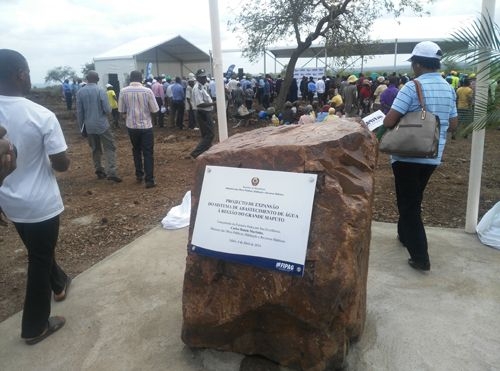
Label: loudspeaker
xmin=238 ymin=68 xmax=244 ymax=79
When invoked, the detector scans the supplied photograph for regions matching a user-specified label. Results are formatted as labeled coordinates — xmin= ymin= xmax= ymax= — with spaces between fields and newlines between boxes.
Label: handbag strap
xmin=413 ymin=79 xmax=428 ymax=119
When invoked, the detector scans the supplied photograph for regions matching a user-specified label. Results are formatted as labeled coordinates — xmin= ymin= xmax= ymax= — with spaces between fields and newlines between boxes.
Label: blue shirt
xmin=308 ymin=81 xmax=316 ymax=93
xmin=62 ymin=82 xmax=71 ymax=94
xmin=171 ymin=83 xmax=185 ymax=102
xmin=390 ymin=72 xmax=457 ymax=165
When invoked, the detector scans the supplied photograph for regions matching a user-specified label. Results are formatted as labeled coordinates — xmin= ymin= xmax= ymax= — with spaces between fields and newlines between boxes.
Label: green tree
xmin=81 ymin=62 xmax=95 ymax=77
xmin=229 ymin=0 xmax=428 ymax=110
xmin=44 ymin=66 xmax=77 ymax=84
xmin=444 ymin=13 xmax=500 ymax=134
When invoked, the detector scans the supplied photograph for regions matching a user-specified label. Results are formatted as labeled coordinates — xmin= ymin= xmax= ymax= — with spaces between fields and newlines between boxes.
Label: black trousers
xmin=191 ymin=110 xmax=214 ymax=158
xmin=392 ymin=161 xmax=436 ymax=265
xmin=14 ymin=215 xmax=67 ymax=338
xmin=127 ymin=127 xmax=154 ymax=183
xmin=64 ymin=92 xmax=73 ymax=110
xmin=172 ymin=101 xmax=185 ymax=129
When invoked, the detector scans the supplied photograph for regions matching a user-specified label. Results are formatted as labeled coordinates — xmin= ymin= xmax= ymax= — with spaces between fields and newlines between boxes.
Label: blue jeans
xmin=127 ymin=128 xmax=154 ymax=183
xmin=392 ymin=161 xmax=436 ymax=264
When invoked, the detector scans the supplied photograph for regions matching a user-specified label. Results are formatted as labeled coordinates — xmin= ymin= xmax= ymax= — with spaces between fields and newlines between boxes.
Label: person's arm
xmin=49 ymin=151 xmax=70 ymax=172
xmin=101 ymin=90 xmax=111 ymax=114
xmin=448 ymin=116 xmax=459 ymax=133
xmin=383 ymin=108 xmax=403 ymax=129
xmin=148 ymin=90 xmax=159 ymax=113
xmin=0 ymin=139 xmax=16 ymax=186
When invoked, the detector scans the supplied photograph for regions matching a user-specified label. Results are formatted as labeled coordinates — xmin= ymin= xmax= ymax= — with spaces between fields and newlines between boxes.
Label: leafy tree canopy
xmin=44 ymin=66 xmax=77 ymax=84
xmin=81 ymin=62 xmax=95 ymax=77
xmin=229 ymin=0 xmax=430 ymax=109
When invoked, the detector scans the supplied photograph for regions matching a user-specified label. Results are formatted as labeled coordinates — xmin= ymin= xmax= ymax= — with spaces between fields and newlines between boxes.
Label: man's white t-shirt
xmin=0 ymin=96 xmax=68 ymax=223
xmin=316 ymin=79 xmax=326 ymax=94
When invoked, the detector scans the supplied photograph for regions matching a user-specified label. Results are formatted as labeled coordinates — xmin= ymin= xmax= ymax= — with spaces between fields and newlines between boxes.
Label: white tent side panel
xmin=94 ymin=57 xmax=136 ymax=90
xmin=95 ymin=57 xmax=210 ymax=89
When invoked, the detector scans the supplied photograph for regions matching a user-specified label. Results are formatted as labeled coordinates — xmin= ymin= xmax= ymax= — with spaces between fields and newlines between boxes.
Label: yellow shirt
xmin=330 ymin=94 xmax=343 ymax=108
xmin=106 ymin=89 xmax=118 ymax=109
xmin=456 ymin=86 xmax=473 ymax=109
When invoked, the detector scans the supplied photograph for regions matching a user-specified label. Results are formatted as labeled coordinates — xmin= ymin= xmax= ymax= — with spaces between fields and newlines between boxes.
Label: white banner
xmin=293 ymin=67 xmax=325 ymax=81
xmin=191 ymin=166 xmax=317 ymax=276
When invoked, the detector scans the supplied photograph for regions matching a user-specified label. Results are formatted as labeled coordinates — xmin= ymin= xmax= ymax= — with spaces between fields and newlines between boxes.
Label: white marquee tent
xmin=94 ymin=35 xmax=211 ymax=91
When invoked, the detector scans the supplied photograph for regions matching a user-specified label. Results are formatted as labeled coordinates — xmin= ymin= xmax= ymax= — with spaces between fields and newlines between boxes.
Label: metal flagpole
xmin=208 ymin=0 xmax=228 ymax=141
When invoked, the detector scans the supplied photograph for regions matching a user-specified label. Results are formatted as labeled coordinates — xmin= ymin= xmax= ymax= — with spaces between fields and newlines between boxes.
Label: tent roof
xmin=94 ymin=35 xmax=210 ymax=63
xmin=267 ymin=38 xmax=468 ymax=59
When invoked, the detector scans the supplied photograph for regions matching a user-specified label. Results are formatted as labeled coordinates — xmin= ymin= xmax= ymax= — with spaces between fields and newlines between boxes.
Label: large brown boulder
xmin=182 ymin=120 xmax=378 ymax=370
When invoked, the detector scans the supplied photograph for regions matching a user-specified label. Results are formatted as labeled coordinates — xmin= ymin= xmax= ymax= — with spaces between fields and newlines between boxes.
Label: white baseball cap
xmin=407 ymin=41 xmax=443 ymax=61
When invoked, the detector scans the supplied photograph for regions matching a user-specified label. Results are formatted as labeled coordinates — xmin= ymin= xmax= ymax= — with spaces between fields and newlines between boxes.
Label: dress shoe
xmin=96 ymin=171 xmax=107 ymax=180
xmin=107 ymin=176 xmax=122 ymax=183
xmin=145 ymin=181 xmax=156 ymax=189
xmin=408 ymin=259 xmax=430 ymax=271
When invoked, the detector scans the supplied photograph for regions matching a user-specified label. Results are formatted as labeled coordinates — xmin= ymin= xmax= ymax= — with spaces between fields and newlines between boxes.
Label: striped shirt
xmin=118 ymin=82 xmax=159 ymax=129
xmin=390 ymin=72 xmax=457 ymax=165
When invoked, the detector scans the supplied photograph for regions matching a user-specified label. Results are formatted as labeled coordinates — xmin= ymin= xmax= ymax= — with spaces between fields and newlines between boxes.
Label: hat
xmin=196 ymin=69 xmax=207 ymax=77
xmin=188 ymin=76 xmax=196 ymax=82
xmin=328 ymin=107 xmax=336 ymax=114
xmin=407 ymin=41 xmax=442 ymax=61
xmin=377 ymin=76 xmax=385 ymax=83
xmin=363 ymin=80 xmax=371 ymax=85
xmin=106 ymin=83 xmax=113 ymax=88
xmin=347 ymin=75 xmax=357 ymax=83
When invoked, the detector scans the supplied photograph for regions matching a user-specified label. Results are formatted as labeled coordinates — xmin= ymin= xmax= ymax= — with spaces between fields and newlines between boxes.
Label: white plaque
xmin=191 ymin=166 xmax=317 ymax=276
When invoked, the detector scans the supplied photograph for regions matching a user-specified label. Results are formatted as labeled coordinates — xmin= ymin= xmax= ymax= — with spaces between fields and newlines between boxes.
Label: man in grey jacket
xmin=76 ymin=70 xmax=121 ymax=182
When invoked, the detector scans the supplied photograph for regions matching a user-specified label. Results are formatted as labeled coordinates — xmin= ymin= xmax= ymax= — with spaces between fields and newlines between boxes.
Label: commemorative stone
xmin=182 ymin=119 xmax=377 ymax=370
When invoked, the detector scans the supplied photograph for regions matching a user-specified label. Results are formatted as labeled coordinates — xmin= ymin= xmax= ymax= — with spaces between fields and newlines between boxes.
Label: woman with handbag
xmin=382 ymin=41 xmax=458 ymax=272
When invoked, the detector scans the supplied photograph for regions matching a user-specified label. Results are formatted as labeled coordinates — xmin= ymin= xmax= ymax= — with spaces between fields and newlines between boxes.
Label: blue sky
xmin=1 ymin=0 xmax=496 ymax=84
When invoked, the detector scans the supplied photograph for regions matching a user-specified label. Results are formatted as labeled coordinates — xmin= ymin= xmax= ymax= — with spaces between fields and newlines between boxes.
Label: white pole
xmin=208 ymin=0 xmax=228 ymax=141
xmin=465 ymin=0 xmax=496 ymax=233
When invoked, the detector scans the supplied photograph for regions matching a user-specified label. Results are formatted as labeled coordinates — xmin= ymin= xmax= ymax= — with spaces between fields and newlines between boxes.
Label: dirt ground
xmin=1 ymin=91 xmax=499 ymax=323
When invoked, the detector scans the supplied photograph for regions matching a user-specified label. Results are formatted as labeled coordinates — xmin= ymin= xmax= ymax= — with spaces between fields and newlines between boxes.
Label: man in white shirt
xmin=0 ymin=49 xmax=71 ymax=345
xmin=190 ymin=69 xmax=216 ymax=158
xmin=316 ymin=76 xmax=326 ymax=105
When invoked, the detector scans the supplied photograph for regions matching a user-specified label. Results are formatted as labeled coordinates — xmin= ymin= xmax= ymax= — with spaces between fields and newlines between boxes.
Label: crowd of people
xmin=225 ymin=68 xmax=476 ymax=131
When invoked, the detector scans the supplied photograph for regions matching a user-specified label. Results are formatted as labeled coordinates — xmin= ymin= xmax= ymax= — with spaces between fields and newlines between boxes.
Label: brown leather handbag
xmin=379 ymin=79 xmax=440 ymax=158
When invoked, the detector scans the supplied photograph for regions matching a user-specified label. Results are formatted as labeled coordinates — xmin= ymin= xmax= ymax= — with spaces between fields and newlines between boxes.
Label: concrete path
xmin=0 ymin=222 xmax=499 ymax=371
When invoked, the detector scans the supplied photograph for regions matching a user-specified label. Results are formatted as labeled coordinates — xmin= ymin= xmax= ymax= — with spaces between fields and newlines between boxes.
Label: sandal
xmin=54 ymin=276 xmax=72 ymax=302
xmin=24 ymin=316 xmax=66 ymax=345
